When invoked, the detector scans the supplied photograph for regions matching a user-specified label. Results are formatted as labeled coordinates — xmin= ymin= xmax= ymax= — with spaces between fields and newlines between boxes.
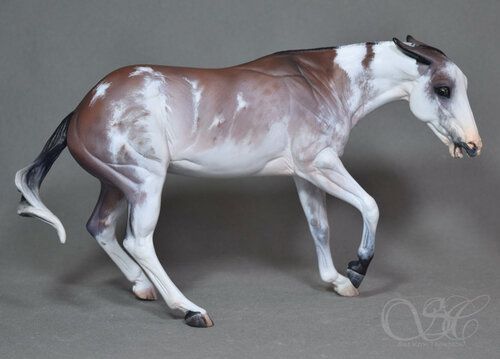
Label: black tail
xmin=14 ymin=112 xmax=73 ymax=243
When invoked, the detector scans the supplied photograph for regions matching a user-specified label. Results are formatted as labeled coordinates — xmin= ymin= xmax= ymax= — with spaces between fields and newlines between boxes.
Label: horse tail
xmin=14 ymin=112 xmax=74 ymax=243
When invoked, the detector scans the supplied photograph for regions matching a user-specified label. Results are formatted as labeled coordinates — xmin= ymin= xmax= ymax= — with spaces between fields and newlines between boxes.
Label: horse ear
xmin=393 ymin=37 xmax=432 ymax=65
xmin=406 ymin=35 xmax=447 ymax=56
xmin=406 ymin=35 xmax=423 ymax=45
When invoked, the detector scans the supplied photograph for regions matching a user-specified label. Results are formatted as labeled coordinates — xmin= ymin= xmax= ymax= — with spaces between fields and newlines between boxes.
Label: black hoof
xmin=347 ymin=256 xmax=372 ymax=288
xmin=346 ymin=268 xmax=364 ymax=288
xmin=184 ymin=311 xmax=214 ymax=328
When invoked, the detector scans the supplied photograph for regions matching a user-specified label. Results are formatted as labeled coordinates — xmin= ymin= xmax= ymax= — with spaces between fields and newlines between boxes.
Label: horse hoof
xmin=133 ymin=283 xmax=158 ymax=301
xmin=333 ymin=275 xmax=359 ymax=297
xmin=184 ymin=311 xmax=214 ymax=328
xmin=346 ymin=268 xmax=364 ymax=289
xmin=347 ymin=257 xmax=372 ymax=288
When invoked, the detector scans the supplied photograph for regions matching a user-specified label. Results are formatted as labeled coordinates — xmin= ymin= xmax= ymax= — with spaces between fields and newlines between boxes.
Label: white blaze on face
xmin=334 ymin=44 xmax=367 ymax=111
xmin=445 ymin=64 xmax=478 ymax=139
xmin=90 ymin=82 xmax=111 ymax=106
xmin=408 ymin=60 xmax=481 ymax=156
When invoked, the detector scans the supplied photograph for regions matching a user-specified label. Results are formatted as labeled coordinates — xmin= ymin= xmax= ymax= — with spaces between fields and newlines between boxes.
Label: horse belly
xmin=169 ymin=122 xmax=292 ymax=177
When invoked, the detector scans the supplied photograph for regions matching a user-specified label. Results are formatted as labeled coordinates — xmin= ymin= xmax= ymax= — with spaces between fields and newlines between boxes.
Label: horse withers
xmin=15 ymin=36 xmax=482 ymax=327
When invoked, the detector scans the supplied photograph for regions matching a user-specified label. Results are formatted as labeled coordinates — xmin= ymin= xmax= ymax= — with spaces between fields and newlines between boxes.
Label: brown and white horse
xmin=15 ymin=36 xmax=482 ymax=327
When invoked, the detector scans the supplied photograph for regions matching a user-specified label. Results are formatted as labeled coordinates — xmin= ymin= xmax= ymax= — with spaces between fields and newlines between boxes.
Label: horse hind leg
xmin=122 ymin=172 xmax=214 ymax=328
xmin=86 ymin=182 xmax=157 ymax=300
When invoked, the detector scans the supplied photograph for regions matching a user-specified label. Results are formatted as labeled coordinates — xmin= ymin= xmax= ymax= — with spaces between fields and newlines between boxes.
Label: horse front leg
xmin=297 ymin=148 xmax=379 ymax=290
xmin=294 ymin=176 xmax=359 ymax=296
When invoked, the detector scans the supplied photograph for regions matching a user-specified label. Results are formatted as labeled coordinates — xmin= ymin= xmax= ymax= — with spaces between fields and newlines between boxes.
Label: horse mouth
xmin=453 ymin=141 xmax=479 ymax=158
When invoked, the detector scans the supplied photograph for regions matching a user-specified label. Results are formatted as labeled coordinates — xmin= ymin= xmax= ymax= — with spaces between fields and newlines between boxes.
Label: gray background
xmin=0 ymin=1 xmax=499 ymax=358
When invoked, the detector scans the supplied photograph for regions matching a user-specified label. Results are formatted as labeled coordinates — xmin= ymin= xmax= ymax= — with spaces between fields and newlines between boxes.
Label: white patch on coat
xmin=334 ymin=44 xmax=367 ymax=113
xmin=208 ymin=114 xmax=225 ymax=130
xmin=355 ymin=42 xmax=419 ymax=123
xmin=129 ymin=66 xmax=155 ymax=77
xmin=335 ymin=44 xmax=366 ymax=81
xmin=408 ymin=72 xmax=439 ymax=122
xmin=170 ymin=121 xmax=290 ymax=176
xmin=184 ymin=78 xmax=202 ymax=131
xmin=236 ymin=92 xmax=247 ymax=113
xmin=370 ymin=42 xmax=419 ymax=83
xmin=90 ymin=82 xmax=111 ymax=106
xmin=106 ymin=68 xmax=170 ymax=173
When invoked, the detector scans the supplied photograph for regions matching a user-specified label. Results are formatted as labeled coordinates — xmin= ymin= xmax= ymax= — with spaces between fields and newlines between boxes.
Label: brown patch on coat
xmin=362 ymin=42 xmax=375 ymax=69
xmin=283 ymin=47 xmax=354 ymax=162
xmin=67 ymin=46 xmax=367 ymax=187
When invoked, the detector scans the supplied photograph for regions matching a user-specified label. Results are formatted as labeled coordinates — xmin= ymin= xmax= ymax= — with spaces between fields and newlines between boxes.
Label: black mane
xmin=273 ymin=42 xmax=379 ymax=56
xmin=273 ymin=46 xmax=338 ymax=56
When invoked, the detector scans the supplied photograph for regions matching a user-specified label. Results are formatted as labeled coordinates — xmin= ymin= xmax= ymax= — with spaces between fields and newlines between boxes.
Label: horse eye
xmin=434 ymin=86 xmax=451 ymax=98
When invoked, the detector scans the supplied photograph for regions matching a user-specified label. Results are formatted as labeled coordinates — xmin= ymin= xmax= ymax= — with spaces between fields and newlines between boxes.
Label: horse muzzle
xmin=454 ymin=141 xmax=480 ymax=158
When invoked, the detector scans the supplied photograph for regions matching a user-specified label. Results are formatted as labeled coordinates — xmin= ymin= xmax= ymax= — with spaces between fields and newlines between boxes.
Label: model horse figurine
xmin=15 ymin=36 xmax=482 ymax=327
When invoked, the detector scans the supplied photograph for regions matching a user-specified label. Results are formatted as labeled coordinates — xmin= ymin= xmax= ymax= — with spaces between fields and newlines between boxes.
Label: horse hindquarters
xmin=67 ymin=103 xmax=214 ymax=326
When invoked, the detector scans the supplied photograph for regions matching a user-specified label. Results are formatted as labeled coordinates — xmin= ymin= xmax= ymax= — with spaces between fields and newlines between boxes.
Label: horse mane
xmin=272 ymin=41 xmax=382 ymax=56
xmin=272 ymin=45 xmax=338 ymax=56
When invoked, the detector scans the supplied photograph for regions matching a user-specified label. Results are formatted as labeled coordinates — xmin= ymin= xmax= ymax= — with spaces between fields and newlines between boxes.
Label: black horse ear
xmin=406 ymin=35 xmax=447 ymax=56
xmin=393 ymin=37 xmax=432 ymax=65
xmin=406 ymin=35 xmax=422 ymax=45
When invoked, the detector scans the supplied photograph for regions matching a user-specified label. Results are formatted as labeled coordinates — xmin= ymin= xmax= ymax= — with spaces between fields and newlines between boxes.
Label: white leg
xmin=123 ymin=174 xmax=214 ymax=327
xmin=298 ymin=148 xmax=379 ymax=289
xmin=294 ymin=176 xmax=358 ymax=296
xmin=87 ymin=184 xmax=157 ymax=300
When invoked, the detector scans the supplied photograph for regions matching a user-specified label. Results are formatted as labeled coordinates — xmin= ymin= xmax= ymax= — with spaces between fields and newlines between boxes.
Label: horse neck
xmin=330 ymin=41 xmax=421 ymax=127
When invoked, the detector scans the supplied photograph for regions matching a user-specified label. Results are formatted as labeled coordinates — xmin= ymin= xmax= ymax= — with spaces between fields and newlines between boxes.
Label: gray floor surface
xmin=1 ymin=175 xmax=498 ymax=359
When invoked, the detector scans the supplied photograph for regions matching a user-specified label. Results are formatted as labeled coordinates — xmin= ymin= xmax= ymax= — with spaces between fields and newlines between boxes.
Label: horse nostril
xmin=456 ymin=141 xmax=478 ymax=157
xmin=465 ymin=142 xmax=478 ymax=157
xmin=468 ymin=142 xmax=478 ymax=150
